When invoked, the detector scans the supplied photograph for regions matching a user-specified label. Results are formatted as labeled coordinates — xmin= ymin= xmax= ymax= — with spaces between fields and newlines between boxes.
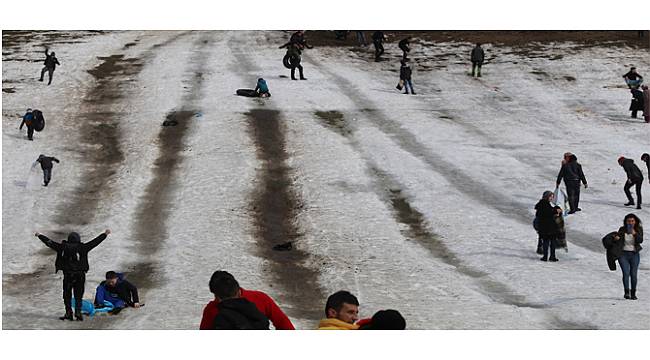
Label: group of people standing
xmin=535 ymin=152 xmax=647 ymax=299
xmin=622 ymin=67 xmax=649 ymax=122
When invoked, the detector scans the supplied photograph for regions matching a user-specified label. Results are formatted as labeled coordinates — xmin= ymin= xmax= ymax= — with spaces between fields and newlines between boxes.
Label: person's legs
xmin=566 ymin=181 xmax=579 ymax=212
xmin=62 ymin=273 xmax=73 ymax=318
xmin=43 ymin=169 xmax=51 ymax=186
xmin=635 ymin=181 xmax=642 ymax=207
xmin=408 ymin=80 xmax=415 ymax=94
xmin=72 ymin=272 xmax=85 ymax=319
xmin=619 ymin=253 xmax=632 ymax=293
xmin=27 ymin=125 xmax=34 ymax=140
xmin=290 ymin=66 xmax=297 ymax=80
xmin=404 ymin=80 xmax=411 ymax=94
xmin=297 ymin=63 xmax=305 ymax=80
xmin=471 ymin=62 xmax=477 ymax=77
xmin=373 ymin=41 xmax=380 ymax=59
xmin=630 ymin=252 xmax=639 ymax=295
xmin=537 ymin=235 xmax=543 ymax=254
xmin=632 ymin=110 xmax=638 ymax=118
xmin=477 ymin=63 xmax=482 ymax=77
xmin=549 ymin=236 xmax=557 ymax=260
xmin=40 ymin=66 xmax=47 ymax=81
xmin=624 ymin=182 xmax=635 ymax=204
xmin=541 ymin=236 xmax=550 ymax=260
xmin=378 ymin=43 xmax=384 ymax=58
xmin=47 ymin=68 xmax=54 ymax=85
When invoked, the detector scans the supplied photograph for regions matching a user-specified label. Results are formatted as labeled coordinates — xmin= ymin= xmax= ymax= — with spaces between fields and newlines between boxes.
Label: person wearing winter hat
xmin=618 ymin=156 xmax=644 ymax=209
xmin=642 ymin=153 xmax=650 ymax=184
xmin=318 ymin=290 xmax=360 ymax=329
xmin=34 ymin=229 xmax=111 ymax=321
xmin=358 ymin=309 xmax=406 ymax=330
xmin=535 ymin=191 xmax=563 ymax=262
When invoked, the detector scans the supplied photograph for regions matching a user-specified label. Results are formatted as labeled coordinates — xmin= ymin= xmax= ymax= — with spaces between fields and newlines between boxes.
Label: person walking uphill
xmin=19 ymin=109 xmax=35 ymax=141
xmin=398 ymin=37 xmax=411 ymax=61
xmin=39 ymin=49 xmax=60 ymax=85
xmin=556 ymin=153 xmax=588 ymax=214
xmin=34 ymin=229 xmax=111 ymax=321
xmin=619 ymin=156 xmax=644 ymax=209
xmin=372 ymin=31 xmax=386 ymax=62
xmin=535 ymin=191 xmax=563 ymax=262
xmin=471 ymin=43 xmax=485 ymax=78
xmin=606 ymin=214 xmax=643 ymax=300
xmin=398 ymin=59 xmax=416 ymax=95
xmin=34 ymin=154 xmax=60 ymax=187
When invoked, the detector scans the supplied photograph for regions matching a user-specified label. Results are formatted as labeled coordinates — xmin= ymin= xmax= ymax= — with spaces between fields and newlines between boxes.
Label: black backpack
xmin=62 ymin=243 xmax=82 ymax=269
xmin=32 ymin=109 xmax=45 ymax=132
xmin=213 ymin=298 xmax=270 ymax=330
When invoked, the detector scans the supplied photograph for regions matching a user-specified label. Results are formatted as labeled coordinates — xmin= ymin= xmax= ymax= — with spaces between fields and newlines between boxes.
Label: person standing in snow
xmin=39 ymin=48 xmax=60 ymax=85
xmin=618 ymin=156 xmax=644 ymax=209
xmin=280 ymin=32 xmax=311 ymax=81
xmin=642 ymin=153 xmax=650 ymax=183
xmin=470 ymin=43 xmax=485 ymax=78
xmin=33 ymin=154 xmax=60 ymax=187
xmin=94 ymin=271 xmax=142 ymax=315
xmin=610 ymin=214 xmax=643 ymax=300
xmin=623 ymin=67 xmax=643 ymax=89
xmin=372 ymin=31 xmax=386 ymax=62
xmin=355 ymin=31 xmax=368 ymax=47
xmin=642 ymin=85 xmax=650 ymax=122
xmin=398 ymin=37 xmax=411 ymax=61
xmin=19 ymin=108 xmax=35 ymax=141
xmin=199 ymin=270 xmax=294 ymax=330
xmin=34 ymin=229 xmax=111 ymax=321
xmin=398 ymin=59 xmax=416 ymax=95
xmin=630 ymin=88 xmax=644 ymax=118
xmin=535 ymin=191 xmax=563 ymax=262
xmin=556 ymin=152 xmax=588 ymax=214
xmin=318 ymin=290 xmax=360 ymax=330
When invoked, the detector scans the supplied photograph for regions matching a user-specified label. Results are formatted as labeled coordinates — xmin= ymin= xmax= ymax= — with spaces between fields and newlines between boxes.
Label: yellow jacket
xmin=317 ymin=318 xmax=359 ymax=330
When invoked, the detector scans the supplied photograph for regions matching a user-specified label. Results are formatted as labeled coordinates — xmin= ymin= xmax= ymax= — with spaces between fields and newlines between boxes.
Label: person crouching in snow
xmin=399 ymin=59 xmax=416 ymax=95
xmin=255 ymin=78 xmax=271 ymax=97
xmin=19 ymin=108 xmax=35 ymax=141
xmin=318 ymin=290 xmax=360 ymax=329
xmin=34 ymin=154 xmax=60 ymax=186
xmin=94 ymin=271 xmax=142 ymax=315
xmin=535 ymin=191 xmax=563 ymax=262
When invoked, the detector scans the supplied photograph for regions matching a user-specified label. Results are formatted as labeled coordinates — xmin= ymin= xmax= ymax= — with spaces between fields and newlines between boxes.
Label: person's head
xmin=325 ymin=290 xmax=359 ymax=324
xmin=642 ymin=153 xmax=649 ymax=163
xmin=51 ymin=52 xmax=55 ymax=56
xmin=542 ymin=190 xmax=554 ymax=202
xmin=26 ymin=108 xmax=32 ymax=113
xmin=618 ymin=156 xmax=626 ymax=166
xmin=360 ymin=309 xmax=406 ymax=330
xmin=631 ymin=66 xmax=636 ymax=72
xmin=105 ymin=271 xmax=119 ymax=286
xmin=258 ymin=78 xmax=264 ymax=82
xmin=623 ymin=213 xmax=642 ymax=232
xmin=476 ymin=43 xmax=482 ymax=47
xmin=209 ymin=270 xmax=241 ymax=301
xmin=67 ymin=232 xmax=80 ymax=243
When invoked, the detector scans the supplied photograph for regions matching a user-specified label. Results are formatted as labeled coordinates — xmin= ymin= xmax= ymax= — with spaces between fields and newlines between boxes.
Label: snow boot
xmin=75 ymin=310 xmax=83 ymax=321
xmin=549 ymin=257 xmax=559 ymax=262
xmin=59 ymin=310 xmax=73 ymax=321
xmin=624 ymin=289 xmax=631 ymax=299
xmin=300 ymin=77 xmax=307 ymax=80
xmin=636 ymin=205 xmax=642 ymax=210
xmin=624 ymin=201 xmax=635 ymax=207
xmin=540 ymin=257 xmax=548 ymax=262
xmin=111 ymin=307 xmax=124 ymax=315
xmin=631 ymin=289 xmax=637 ymax=300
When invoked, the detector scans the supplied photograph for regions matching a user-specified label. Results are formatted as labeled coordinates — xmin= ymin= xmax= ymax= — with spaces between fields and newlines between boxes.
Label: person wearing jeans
xmin=612 ymin=214 xmax=643 ymax=300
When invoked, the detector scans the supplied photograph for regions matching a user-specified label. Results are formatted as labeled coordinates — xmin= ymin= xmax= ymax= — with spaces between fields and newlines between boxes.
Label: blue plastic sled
xmin=71 ymin=298 xmax=114 ymax=317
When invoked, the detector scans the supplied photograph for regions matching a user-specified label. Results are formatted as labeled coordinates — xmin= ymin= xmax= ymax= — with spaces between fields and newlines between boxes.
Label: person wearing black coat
xmin=534 ymin=191 xmax=563 ymax=262
xmin=603 ymin=214 xmax=644 ymax=299
xmin=470 ymin=43 xmax=485 ymax=78
xmin=398 ymin=37 xmax=411 ymax=61
xmin=618 ymin=157 xmax=644 ymax=209
xmin=39 ymin=49 xmax=60 ymax=85
xmin=35 ymin=229 xmax=111 ymax=321
xmin=372 ymin=31 xmax=385 ymax=62
xmin=556 ymin=153 xmax=588 ymax=214
xmin=211 ymin=272 xmax=269 ymax=330
xmin=642 ymin=153 xmax=650 ymax=184
xmin=630 ymin=88 xmax=644 ymax=118
xmin=399 ymin=60 xmax=415 ymax=95
xmin=623 ymin=67 xmax=643 ymax=89
xmin=279 ymin=31 xmax=311 ymax=80
xmin=34 ymin=154 xmax=60 ymax=186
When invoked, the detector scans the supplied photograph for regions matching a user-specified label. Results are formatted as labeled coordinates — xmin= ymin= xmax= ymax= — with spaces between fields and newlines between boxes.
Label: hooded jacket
xmin=36 ymin=155 xmax=60 ymax=170
xmin=200 ymin=288 xmax=295 ymax=330
xmin=317 ymin=318 xmax=359 ymax=330
xmin=96 ymin=273 xmax=139 ymax=306
xmin=213 ymin=298 xmax=270 ymax=330
xmin=471 ymin=45 xmax=485 ymax=63
xmin=621 ymin=158 xmax=644 ymax=182
xmin=556 ymin=155 xmax=587 ymax=185
xmin=38 ymin=232 xmax=107 ymax=273
xmin=44 ymin=50 xmax=60 ymax=69
xmin=630 ymin=89 xmax=644 ymax=111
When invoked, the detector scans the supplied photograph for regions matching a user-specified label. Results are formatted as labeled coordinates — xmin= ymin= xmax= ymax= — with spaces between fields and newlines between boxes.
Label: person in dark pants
xmin=535 ymin=191 xmax=563 ymax=262
xmin=35 ymin=229 xmax=111 ymax=321
xmin=372 ymin=31 xmax=385 ymax=62
xmin=95 ymin=271 xmax=142 ymax=315
xmin=608 ymin=214 xmax=643 ymax=300
xmin=398 ymin=37 xmax=411 ymax=61
xmin=399 ymin=59 xmax=415 ymax=95
xmin=39 ymin=49 xmax=60 ymax=85
xmin=619 ymin=156 xmax=644 ymax=209
xmin=623 ymin=67 xmax=643 ymax=89
xmin=642 ymin=153 xmax=650 ymax=184
xmin=471 ymin=43 xmax=485 ymax=77
xmin=19 ymin=108 xmax=35 ymax=141
xmin=280 ymin=32 xmax=311 ymax=81
xmin=630 ymin=88 xmax=644 ymax=118
xmin=556 ymin=152 xmax=588 ymax=214
xmin=355 ymin=31 xmax=367 ymax=47
xmin=34 ymin=154 xmax=60 ymax=186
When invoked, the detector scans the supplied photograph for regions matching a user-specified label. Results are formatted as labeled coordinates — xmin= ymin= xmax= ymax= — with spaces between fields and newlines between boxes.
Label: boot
xmin=549 ymin=257 xmax=559 ymax=262
xmin=110 ymin=307 xmax=123 ymax=315
xmin=75 ymin=309 xmax=83 ymax=321
xmin=631 ymin=289 xmax=637 ymax=300
xmin=624 ymin=289 xmax=631 ymax=299
xmin=540 ymin=257 xmax=548 ymax=262
xmin=59 ymin=309 xmax=73 ymax=321
xmin=637 ymin=205 xmax=642 ymax=210
xmin=624 ymin=201 xmax=635 ymax=206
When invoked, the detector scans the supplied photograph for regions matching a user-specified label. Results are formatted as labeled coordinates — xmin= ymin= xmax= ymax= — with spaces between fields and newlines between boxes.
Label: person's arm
xmin=556 ymin=166 xmax=565 ymax=187
xmin=35 ymin=233 xmax=62 ymax=251
xmin=95 ymin=284 xmax=107 ymax=306
xmin=52 ymin=157 xmax=60 ymax=164
xmin=45 ymin=48 xmax=49 ymax=56
xmin=199 ymin=303 xmax=216 ymax=330
xmin=262 ymin=293 xmax=295 ymax=330
xmin=636 ymin=227 xmax=644 ymax=244
xmin=19 ymin=119 xmax=25 ymax=130
xmin=578 ymin=164 xmax=587 ymax=186
xmin=55 ymin=58 xmax=60 ymax=66
xmin=84 ymin=229 xmax=110 ymax=252
xmin=124 ymin=280 xmax=140 ymax=305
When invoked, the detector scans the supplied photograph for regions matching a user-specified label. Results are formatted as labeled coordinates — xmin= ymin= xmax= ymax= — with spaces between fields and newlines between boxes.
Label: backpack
xmin=32 ymin=109 xmax=45 ymax=132
xmin=62 ymin=243 xmax=82 ymax=268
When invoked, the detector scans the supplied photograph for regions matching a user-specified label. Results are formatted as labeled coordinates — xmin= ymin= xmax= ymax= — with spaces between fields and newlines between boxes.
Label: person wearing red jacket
xmin=199 ymin=271 xmax=295 ymax=330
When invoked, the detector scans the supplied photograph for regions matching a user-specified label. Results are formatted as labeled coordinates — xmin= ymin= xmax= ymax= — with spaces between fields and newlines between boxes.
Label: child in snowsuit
xmin=19 ymin=108 xmax=35 ymax=141
xmin=35 ymin=229 xmax=111 ymax=321
xmin=39 ymin=49 xmax=60 ymax=85
xmin=399 ymin=60 xmax=415 ymax=95
xmin=34 ymin=154 xmax=60 ymax=186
